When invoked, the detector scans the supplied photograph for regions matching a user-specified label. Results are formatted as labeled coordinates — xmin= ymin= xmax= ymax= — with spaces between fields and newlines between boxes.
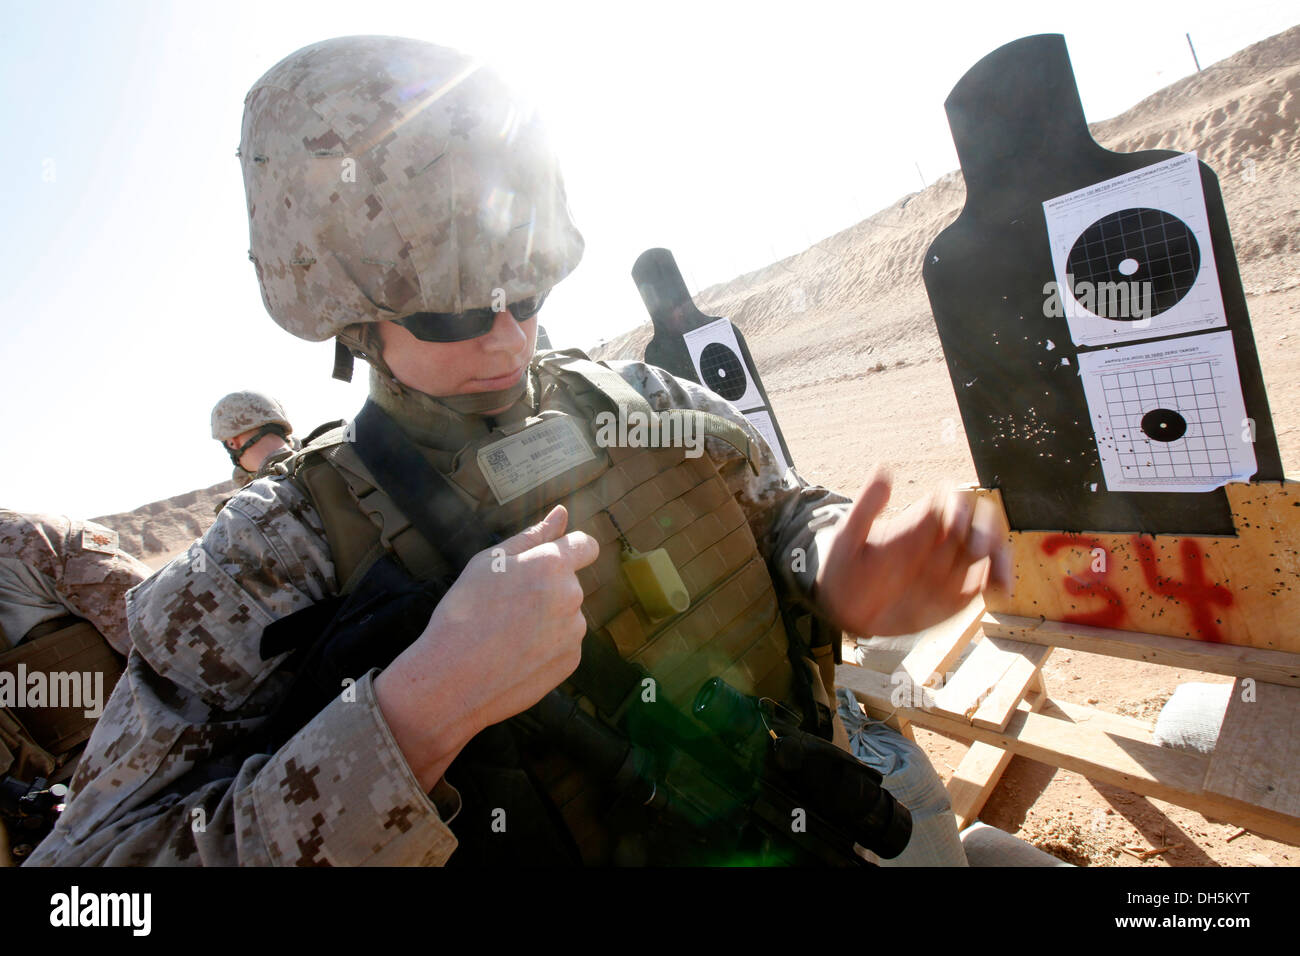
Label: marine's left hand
xmin=813 ymin=467 xmax=1014 ymax=637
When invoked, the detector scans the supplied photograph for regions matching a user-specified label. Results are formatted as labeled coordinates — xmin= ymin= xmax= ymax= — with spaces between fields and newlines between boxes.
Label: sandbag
xmin=960 ymin=822 xmax=1073 ymax=867
xmin=1152 ymin=682 xmax=1232 ymax=755
xmin=836 ymin=687 xmax=968 ymax=867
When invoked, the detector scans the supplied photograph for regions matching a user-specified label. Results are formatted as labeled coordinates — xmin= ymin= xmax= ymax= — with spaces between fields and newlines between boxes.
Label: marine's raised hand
xmin=814 ymin=468 xmax=1014 ymax=637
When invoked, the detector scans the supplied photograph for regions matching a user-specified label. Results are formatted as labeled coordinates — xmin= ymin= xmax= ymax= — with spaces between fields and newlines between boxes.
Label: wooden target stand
xmin=827 ymin=32 xmax=1300 ymax=851
xmin=836 ymin=479 xmax=1300 ymax=846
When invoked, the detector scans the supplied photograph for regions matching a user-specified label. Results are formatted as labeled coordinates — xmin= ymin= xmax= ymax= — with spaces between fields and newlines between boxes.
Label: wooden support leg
xmin=947 ymin=669 xmax=1048 ymax=829
xmin=897 ymin=716 xmax=917 ymax=743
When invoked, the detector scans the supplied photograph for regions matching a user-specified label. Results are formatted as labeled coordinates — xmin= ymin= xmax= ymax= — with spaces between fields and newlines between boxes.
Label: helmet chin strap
xmin=225 ymin=423 xmax=289 ymax=468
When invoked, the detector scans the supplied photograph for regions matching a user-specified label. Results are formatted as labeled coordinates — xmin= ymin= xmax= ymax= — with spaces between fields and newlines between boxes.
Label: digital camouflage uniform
xmin=1 ymin=511 xmax=150 ymax=859
xmin=0 ymin=512 xmax=149 ymax=656
xmin=23 ymin=36 xmax=852 ymax=866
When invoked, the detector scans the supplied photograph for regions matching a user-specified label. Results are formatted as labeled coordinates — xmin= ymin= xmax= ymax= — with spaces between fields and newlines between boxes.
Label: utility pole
xmin=1186 ymin=32 xmax=1202 ymax=72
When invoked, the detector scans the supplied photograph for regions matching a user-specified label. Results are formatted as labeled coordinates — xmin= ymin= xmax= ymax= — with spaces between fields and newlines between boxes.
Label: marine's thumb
xmin=499 ymin=505 xmax=569 ymax=556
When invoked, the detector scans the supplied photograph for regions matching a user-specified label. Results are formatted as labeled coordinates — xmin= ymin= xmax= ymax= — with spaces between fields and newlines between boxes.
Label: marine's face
xmin=375 ymin=311 xmax=538 ymax=415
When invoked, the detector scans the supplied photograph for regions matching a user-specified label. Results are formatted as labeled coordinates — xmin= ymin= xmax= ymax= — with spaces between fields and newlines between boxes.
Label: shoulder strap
xmin=350 ymin=401 xmax=500 ymax=568
xmin=540 ymin=352 xmax=760 ymax=475
xmin=539 ymin=350 xmax=656 ymax=416
xmin=286 ymin=424 xmax=385 ymax=594
xmin=301 ymin=419 xmax=347 ymax=446
xmin=293 ymin=450 xmax=385 ymax=594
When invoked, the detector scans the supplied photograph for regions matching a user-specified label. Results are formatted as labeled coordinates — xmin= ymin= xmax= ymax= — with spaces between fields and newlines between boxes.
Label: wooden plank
xmin=976 ymin=481 xmax=1300 ymax=653
xmin=948 ymin=741 xmax=1018 ymax=831
xmin=897 ymin=596 xmax=984 ymax=689
xmin=836 ymin=664 xmax=1300 ymax=846
xmin=839 ymin=665 xmax=1209 ymax=793
xmin=1043 ymin=697 xmax=1154 ymax=742
xmin=948 ymin=674 xmax=1047 ymax=829
xmin=981 ymin=612 xmax=1300 ymax=687
xmin=929 ymin=636 xmax=1048 ymax=727
xmin=1204 ymin=680 xmax=1300 ymax=818
xmin=929 ymin=637 xmax=1013 ymax=720
xmin=970 ymin=645 xmax=1051 ymax=731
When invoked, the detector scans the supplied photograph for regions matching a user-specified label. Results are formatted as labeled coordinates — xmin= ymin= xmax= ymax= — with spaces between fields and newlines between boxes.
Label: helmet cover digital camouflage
xmin=239 ymin=35 xmax=585 ymax=342
xmin=210 ymin=391 xmax=293 ymax=441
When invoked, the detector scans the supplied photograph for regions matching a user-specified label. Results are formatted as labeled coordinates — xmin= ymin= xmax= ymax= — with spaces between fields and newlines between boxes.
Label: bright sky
xmin=2 ymin=0 xmax=1295 ymax=518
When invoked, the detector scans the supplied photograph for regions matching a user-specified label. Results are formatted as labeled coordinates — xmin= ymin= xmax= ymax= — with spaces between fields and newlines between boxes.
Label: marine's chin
xmin=468 ymin=364 xmax=526 ymax=391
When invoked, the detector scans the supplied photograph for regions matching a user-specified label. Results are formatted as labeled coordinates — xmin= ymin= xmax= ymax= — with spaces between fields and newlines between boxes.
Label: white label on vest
xmin=477 ymin=417 xmax=596 ymax=505
xmin=80 ymin=528 xmax=119 ymax=554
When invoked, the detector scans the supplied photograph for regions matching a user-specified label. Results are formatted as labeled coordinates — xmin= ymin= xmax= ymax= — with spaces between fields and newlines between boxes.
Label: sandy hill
xmin=91 ymin=480 xmax=237 ymax=569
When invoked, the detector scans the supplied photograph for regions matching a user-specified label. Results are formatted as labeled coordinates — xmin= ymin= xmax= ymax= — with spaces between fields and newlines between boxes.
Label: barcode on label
xmin=485 ymin=449 xmax=510 ymax=471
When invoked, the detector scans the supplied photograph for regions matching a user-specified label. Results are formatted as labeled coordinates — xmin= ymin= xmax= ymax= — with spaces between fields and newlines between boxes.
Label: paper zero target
xmin=1065 ymin=207 xmax=1200 ymax=319
xmin=681 ymin=318 xmax=762 ymax=412
xmin=698 ymin=342 xmax=748 ymax=401
xmin=1043 ymin=153 xmax=1226 ymax=346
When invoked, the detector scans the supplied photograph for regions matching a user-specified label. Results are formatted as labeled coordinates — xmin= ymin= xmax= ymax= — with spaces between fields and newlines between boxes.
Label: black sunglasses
xmin=394 ymin=292 xmax=547 ymax=343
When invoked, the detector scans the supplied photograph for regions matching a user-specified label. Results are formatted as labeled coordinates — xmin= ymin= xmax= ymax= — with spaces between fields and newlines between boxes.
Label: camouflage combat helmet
xmin=238 ymin=35 xmax=584 ymax=357
xmin=211 ymin=391 xmax=293 ymax=468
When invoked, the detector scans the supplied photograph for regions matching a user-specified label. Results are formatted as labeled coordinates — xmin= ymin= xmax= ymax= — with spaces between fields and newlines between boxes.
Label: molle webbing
xmin=292 ymin=429 xmax=458 ymax=593
xmin=539 ymin=353 xmax=760 ymax=475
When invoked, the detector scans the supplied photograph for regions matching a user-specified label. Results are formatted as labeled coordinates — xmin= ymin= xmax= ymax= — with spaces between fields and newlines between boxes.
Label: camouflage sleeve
xmin=0 ymin=511 xmax=151 ymax=654
xmin=610 ymin=362 xmax=851 ymax=616
xmin=24 ymin=478 xmax=461 ymax=866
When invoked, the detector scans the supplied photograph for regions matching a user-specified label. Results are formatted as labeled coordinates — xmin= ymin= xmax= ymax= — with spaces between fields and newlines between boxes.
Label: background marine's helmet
xmin=210 ymin=391 xmax=293 ymax=442
xmin=238 ymin=35 xmax=584 ymax=344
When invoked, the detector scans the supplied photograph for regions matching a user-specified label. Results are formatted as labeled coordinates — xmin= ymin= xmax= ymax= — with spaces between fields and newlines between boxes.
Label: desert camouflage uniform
xmin=0 ymin=512 xmax=149 ymax=655
xmin=25 ymin=361 xmax=849 ymax=866
xmin=212 ymin=391 xmax=296 ymax=487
